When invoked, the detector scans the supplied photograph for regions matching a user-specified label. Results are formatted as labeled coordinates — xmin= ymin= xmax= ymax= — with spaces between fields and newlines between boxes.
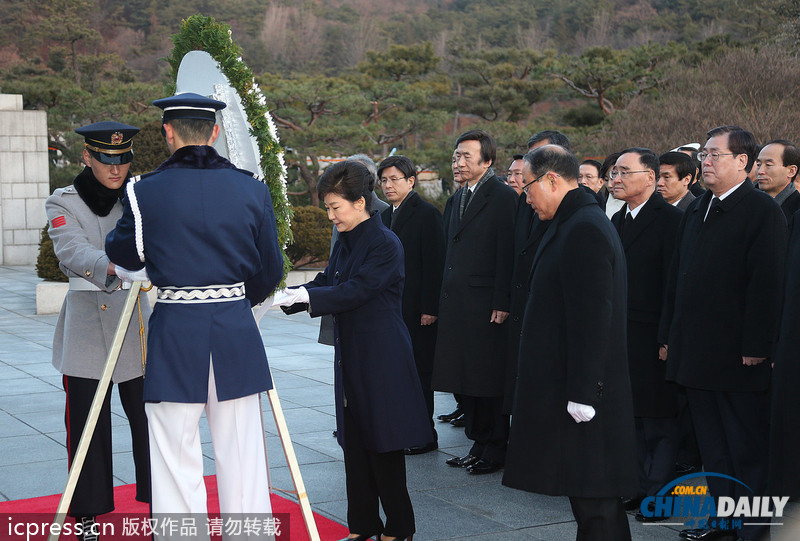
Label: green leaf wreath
xmin=166 ymin=15 xmax=293 ymax=283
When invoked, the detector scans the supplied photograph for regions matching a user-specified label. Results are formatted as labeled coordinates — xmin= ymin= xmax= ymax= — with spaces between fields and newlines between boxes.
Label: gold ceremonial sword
xmin=48 ymin=281 xmax=143 ymax=541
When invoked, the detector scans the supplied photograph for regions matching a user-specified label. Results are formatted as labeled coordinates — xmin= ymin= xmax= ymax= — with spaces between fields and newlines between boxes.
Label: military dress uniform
xmin=46 ymin=122 xmax=151 ymax=524
xmin=105 ymin=94 xmax=283 ymax=520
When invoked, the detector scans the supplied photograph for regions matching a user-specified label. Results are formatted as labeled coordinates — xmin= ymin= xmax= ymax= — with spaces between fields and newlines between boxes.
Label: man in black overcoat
xmin=755 ymin=139 xmax=800 ymax=223
xmin=610 ymin=148 xmax=682 ymax=520
xmin=503 ymin=145 xmax=637 ymax=541
xmin=660 ymin=126 xmax=787 ymax=541
xmin=769 ymin=208 xmax=800 ymax=499
xmin=433 ymin=129 xmax=517 ymax=474
xmin=378 ymin=155 xmax=446 ymax=454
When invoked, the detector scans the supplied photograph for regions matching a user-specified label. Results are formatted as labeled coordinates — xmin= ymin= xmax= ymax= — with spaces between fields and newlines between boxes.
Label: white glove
xmin=115 ymin=265 xmax=150 ymax=289
xmin=567 ymin=401 xmax=596 ymax=423
xmin=271 ymin=287 xmax=309 ymax=307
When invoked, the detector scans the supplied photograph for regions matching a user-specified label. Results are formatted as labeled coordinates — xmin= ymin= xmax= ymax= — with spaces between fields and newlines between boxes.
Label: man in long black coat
xmin=610 ymin=148 xmax=682 ymax=518
xmin=503 ymin=145 xmax=637 ymax=540
xmin=661 ymin=126 xmax=787 ymax=541
xmin=433 ymin=129 xmax=517 ymax=473
xmin=378 ymin=155 xmax=445 ymax=454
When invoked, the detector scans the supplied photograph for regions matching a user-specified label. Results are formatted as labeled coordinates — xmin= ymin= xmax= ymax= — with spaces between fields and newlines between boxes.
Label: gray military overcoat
xmin=46 ymin=186 xmax=151 ymax=383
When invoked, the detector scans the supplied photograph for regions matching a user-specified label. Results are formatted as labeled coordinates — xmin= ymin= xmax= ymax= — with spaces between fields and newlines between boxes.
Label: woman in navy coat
xmin=276 ymin=161 xmax=430 ymax=541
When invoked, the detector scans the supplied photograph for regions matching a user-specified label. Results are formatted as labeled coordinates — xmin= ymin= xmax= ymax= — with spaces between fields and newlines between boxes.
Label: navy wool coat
xmin=503 ymin=188 xmax=638 ymax=498
xmin=305 ymin=213 xmax=431 ymax=453
xmin=105 ymin=146 xmax=283 ymax=403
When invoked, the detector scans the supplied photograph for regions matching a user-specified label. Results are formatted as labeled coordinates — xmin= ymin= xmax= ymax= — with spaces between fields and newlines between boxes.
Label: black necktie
xmin=706 ymin=197 xmax=720 ymax=221
xmin=391 ymin=206 xmax=399 ymax=228
xmin=460 ymin=189 xmax=472 ymax=219
xmin=622 ymin=212 xmax=634 ymax=241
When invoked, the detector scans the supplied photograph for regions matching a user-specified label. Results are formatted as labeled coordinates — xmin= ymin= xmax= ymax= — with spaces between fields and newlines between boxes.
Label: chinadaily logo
xmin=639 ymin=473 xmax=790 ymax=530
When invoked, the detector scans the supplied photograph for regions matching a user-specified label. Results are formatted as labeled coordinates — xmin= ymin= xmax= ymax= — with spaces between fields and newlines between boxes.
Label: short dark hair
xmin=764 ymin=139 xmax=800 ymax=182
xmin=455 ymin=129 xmax=496 ymax=165
xmin=618 ymin=147 xmax=659 ymax=178
xmin=377 ymin=155 xmax=416 ymax=183
xmin=317 ymin=161 xmax=373 ymax=212
xmin=659 ymin=151 xmax=696 ymax=183
xmin=523 ymin=144 xmax=579 ymax=182
xmin=600 ymin=152 xmax=622 ymax=181
xmin=706 ymin=125 xmax=759 ymax=173
xmin=579 ymin=159 xmax=601 ymax=175
xmin=167 ymin=118 xmax=215 ymax=143
xmin=527 ymin=130 xmax=571 ymax=151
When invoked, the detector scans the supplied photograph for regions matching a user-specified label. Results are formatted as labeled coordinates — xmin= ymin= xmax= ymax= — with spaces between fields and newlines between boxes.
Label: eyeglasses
xmin=522 ymin=173 xmax=547 ymax=194
xmin=379 ymin=176 xmax=406 ymax=185
xmin=697 ymin=151 xmax=735 ymax=162
xmin=609 ymin=169 xmax=649 ymax=179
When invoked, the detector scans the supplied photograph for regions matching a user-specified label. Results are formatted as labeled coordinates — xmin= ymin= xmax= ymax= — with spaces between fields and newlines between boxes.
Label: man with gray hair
xmin=504 ymin=144 xmax=637 ymax=540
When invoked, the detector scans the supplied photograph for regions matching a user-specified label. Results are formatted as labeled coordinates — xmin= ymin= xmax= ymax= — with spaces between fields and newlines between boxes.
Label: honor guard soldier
xmin=105 ymin=93 xmax=283 ymax=521
xmin=46 ymin=121 xmax=151 ymax=541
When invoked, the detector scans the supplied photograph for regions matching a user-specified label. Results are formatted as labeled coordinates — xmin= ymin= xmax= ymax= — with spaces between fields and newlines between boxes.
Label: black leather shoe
xmin=675 ymin=462 xmax=698 ymax=475
xmin=679 ymin=528 xmax=734 ymax=540
xmin=437 ymin=407 xmax=463 ymax=422
xmin=635 ymin=502 xmax=669 ymax=522
xmin=337 ymin=535 xmax=376 ymax=541
xmin=450 ymin=413 xmax=466 ymax=427
xmin=445 ymin=454 xmax=479 ymax=467
xmin=623 ymin=496 xmax=643 ymax=511
xmin=466 ymin=458 xmax=503 ymax=474
xmin=404 ymin=440 xmax=438 ymax=455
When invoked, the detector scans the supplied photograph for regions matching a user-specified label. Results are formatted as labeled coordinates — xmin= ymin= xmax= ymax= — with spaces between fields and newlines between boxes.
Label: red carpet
xmin=0 ymin=476 xmax=348 ymax=540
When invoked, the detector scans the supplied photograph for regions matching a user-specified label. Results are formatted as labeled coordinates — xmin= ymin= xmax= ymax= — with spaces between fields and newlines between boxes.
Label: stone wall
xmin=0 ymin=94 xmax=49 ymax=265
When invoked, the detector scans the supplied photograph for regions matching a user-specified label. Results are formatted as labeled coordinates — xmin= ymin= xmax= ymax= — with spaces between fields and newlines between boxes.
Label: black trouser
xmin=569 ymin=496 xmax=631 ymax=541
xmin=342 ymin=406 xmax=415 ymax=538
xmin=417 ymin=369 xmax=436 ymax=440
xmin=635 ymin=415 xmax=679 ymax=497
xmin=461 ymin=395 xmax=509 ymax=463
xmin=686 ymin=387 xmax=770 ymax=540
xmin=63 ymin=375 xmax=150 ymax=517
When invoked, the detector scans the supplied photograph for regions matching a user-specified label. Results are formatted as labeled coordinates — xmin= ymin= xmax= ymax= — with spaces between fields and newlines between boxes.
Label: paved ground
xmin=0 ymin=265 xmax=798 ymax=540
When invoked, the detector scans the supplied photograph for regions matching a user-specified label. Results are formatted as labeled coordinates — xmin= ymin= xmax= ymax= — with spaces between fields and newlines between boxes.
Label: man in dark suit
xmin=378 ymin=155 xmax=446 ymax=455
xmin=433 ymin=129 xmax=517 ymax=474
xmin=661 ymin=126 xmax=787 ymax=541
xmin=658 ymin=151 xmax=696 ymax=211
xmin=610 ymin=148 xmax=682 ymax=521
xmin=755 ymin=139 xmax=800 ymax=222
xmin=504 ymin=144 xmax=637 ymax=540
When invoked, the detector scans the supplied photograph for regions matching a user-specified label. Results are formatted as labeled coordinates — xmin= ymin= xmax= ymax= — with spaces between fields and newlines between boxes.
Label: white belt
xmin=68 ymin=277 xmax=102 ymax=292
xmin=156 ymin=282 xmax=245 ymax=304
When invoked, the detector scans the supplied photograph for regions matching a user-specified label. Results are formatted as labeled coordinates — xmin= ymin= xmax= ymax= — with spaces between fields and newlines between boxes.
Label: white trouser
xmin=145 ymin=358 xmax=272 ymax=520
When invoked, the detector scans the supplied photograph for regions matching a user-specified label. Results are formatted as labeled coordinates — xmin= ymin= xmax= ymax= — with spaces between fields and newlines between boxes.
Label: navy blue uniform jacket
xmin=105 ymin=146 xmax=283 ymax=403
xmin=304 ymin=213 xmax=431 ymax=453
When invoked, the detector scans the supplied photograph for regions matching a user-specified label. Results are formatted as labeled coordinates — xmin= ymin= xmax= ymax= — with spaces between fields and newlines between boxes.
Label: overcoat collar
xmin=452 ymin=175 xmax=501 ymax=235
xmin=530 ymin=187 xmax=597 ymax=274
xmin=155 ymin=145 xmax=235 ymax=172
xmin=615 ymin=190 xmax=668 ymax=250
xmin=386 ymin=190 xmax=421 ymax=233
xmin=689 ymin=177 xmax=754 ymax=224
xmin=73 ymin=166 xmax=127 ymax=217
xmin=339 ymin=211 xmax=382 ymax=255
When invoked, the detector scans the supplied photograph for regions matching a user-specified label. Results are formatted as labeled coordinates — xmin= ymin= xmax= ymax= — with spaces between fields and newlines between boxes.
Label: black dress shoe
xmin=445 ymin=454 xmax=480 ymax=467
xmin=675 ymin=462 xmax=698 ymax=475
xmin=404 ymin=440 xmax=438 ymax=455
xmin=679 ymin=528 xmax=734 ymax=540
xmin=466 ymin=458 xmax=503 ymax=474
xmin=635 ymin=502 xmax=669 ymax=522
xmin=623 ymin=496 xmax=643 ymax=511
xmin=450 ymin=413 xmax=466 ymax=427
xmin=336 ymin=535 xmax=376 ymax=541
xmin=437 ymin=407 xmax=463 ymax=422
